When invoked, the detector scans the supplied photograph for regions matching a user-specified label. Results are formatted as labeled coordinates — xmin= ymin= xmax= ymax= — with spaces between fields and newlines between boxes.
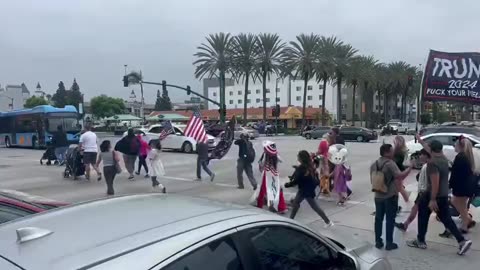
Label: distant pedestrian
xmin=196 ymin=141 xmax=215 ymax=181
xmin=406 ymin=140 xmax=472 ymax=255
xmin=331 ymin=127 xmax=345 ymax=146
xmin=96 ymin=140 xmax=120 ymax=195
xmin=371 ymin=144 xmax=412 ymax=251
xmin=115 ymin=128 xmax=140 ymax=180
xmin=235 ymin=133 xmax=257 ymax=190
xmin=149 ymin=141 xmax=166 ymax=193
xmin=52 ymin=125 xmax=69 ymax=165
xmin=136 ymin=134 xmax=150 ymax=178
xmin=79 ymin=124 xmax=102 ymax=181
xmin=286 ymin=150 xmax=333 ymax=227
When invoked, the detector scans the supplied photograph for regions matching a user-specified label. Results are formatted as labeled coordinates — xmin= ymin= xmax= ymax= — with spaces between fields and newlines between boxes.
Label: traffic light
xmin=272 ymin=107 xmax=276 ymax=117
xmin=275 ymin=104 xmax=280 ymax=117
xmin=162 ymin=80 xmax=167 ymax=91
xmin=186 ymin=85 xmax=191 ymax=95
xmin=407 ymin=75 xmax=413 ymax=87
xmin=123 ymin=76 xmax=129 ymax=87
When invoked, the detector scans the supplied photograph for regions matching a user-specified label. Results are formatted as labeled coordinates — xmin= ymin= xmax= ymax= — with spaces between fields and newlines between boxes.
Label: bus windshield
xmin=47 ymin=117 xmax=80 ymax=133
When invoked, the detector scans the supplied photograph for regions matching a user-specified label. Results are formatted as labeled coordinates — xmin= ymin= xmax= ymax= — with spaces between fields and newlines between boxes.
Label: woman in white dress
xmin=149 ymin=141 xmax=166 ymax=193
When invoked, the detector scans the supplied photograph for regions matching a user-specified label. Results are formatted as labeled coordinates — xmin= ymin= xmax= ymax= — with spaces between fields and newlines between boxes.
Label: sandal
xmin=406 ymin=239 xmax=427 ymax=249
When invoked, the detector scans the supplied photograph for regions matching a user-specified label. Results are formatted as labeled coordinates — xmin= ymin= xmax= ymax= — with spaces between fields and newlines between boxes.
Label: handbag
xmin=371 ymin=161 xmax=387 ymax=193
xmin=113 ymin=151 xmax=122 ymax=174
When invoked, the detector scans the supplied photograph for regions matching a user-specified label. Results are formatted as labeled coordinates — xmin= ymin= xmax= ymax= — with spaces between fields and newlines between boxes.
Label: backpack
xmin=245 ymin=141 xmax=256 ymax=163
xmin=371 ymin=161 xmax=387 ymax=193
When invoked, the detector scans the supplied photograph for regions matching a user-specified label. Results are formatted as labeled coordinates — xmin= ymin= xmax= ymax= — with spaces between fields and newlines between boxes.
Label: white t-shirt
xmin=79 ymin=131 xmax=98 ymax=153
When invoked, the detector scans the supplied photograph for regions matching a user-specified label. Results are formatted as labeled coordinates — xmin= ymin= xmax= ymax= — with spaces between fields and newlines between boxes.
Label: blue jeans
xmin=55 ymin=147 xmax=68 ymax=164
xmin=374 ymin=196 xmax=398 ymax=244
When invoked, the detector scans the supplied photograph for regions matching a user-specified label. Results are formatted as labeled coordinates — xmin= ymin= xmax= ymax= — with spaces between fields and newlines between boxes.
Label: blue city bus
xmin=0 ymin=105 xmax=81 ymax=148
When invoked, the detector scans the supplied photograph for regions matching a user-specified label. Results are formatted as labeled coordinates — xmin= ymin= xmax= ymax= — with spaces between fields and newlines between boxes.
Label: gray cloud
xmin=0 ymin=0 xmax=478 ymax=102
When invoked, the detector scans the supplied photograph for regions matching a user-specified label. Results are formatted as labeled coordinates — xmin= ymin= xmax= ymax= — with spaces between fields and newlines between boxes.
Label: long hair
xmin=298 ymin=150 xmax=315 ymax=176
xmin=393 ymin=135 xmax=407 ymax=154
xmin=458 ymin=138 xmax=475 ymax=171
xmin=100 ymin=140 xmax=111 ymax=152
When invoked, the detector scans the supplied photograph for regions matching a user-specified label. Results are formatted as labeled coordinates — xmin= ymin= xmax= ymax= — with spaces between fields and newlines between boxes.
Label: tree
xmin=90 ymin=95 xmax=126 ymax=119
xmin=51 ymin=81 xmax=68 ymax=107
xmin=257 ymin=33 xmax=285 ymax=122
xmin=24 ymin=95 xmax=48 ymax=108
xmin=67 ymin=78 xmax=83 ymax=111
xmin=154 ymin=89 xmax=173 ymax=111
xmin=283 ymin=33 xmax=320 ymax=130
xmin=232 ymin=33 xmax=259 ymax=124
xmin=387 ymin=61 xmax=414 ymax=121
xmin=332 ymin=42 xmax=358 ymax=123
xmin=193 ymin=32 xmax=234 ymax=123
xmin=356 ymin=55 xmax=378 ymax=127
xmin=345 ymin=56 xmax=363 ymax=125
xmin=316 ymin=36 xmax=338 ymax=126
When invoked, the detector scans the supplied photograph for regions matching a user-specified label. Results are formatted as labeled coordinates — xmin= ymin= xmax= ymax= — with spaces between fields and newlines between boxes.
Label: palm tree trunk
xmin=262 ymin=69 xmax=267 ymax=122
xmin=336 ymin=76 xmax=342 ymax=124
xmin=352 ymin=83 xmax=357 ymax=126
xmin=219 ymin=71 xmax=226 ymax=123
xmin=301 ymin=73 xmax=308 ymax=130
xmin=383 ymin=92 xmax=388 ymax=123
xmin=321 ymin=77 xmax=327 ymax=126
xmin=363 ymin=81 xmax=369 ymax=128
xmin=377 ymin=89 xmax=381 ymax=124
xmin=243 ymin=74 xmax=249 ymax=125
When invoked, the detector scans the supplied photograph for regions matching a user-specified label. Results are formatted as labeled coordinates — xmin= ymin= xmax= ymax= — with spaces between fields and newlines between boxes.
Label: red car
xmin=0 ymin=189 xmax=68 ymax=224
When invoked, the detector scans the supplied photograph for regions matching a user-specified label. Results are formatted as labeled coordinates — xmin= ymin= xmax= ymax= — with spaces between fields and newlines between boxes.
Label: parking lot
xmin=1 ymin=134 xmax=479 ymax=269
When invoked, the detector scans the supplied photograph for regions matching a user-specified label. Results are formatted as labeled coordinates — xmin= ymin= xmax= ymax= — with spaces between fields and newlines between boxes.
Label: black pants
xmin=137 ymin=155 xmax=149 ymax=174
xmin=417 ymin=193 xmax=465 ymax=243
xmin=374 ymin=196 xmax=398 ymax=244
xmin=237 ymin=159 xmax=257 ymax=189
xmin=290 ymin=192 xmax=330 ymax=224
xmin=103 ymin=166 xmax=116 ymax=195
xmin=196 ymin=158 xmax=213 ymax=179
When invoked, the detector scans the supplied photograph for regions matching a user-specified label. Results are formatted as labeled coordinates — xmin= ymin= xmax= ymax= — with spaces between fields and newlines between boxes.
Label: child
xmin=149 ymin=141 xmax=166 ymax=193
xmin=136 ymin=134 xmax=150 ymax=177
xmin=333 ymin=163 xmax=351 ymax=206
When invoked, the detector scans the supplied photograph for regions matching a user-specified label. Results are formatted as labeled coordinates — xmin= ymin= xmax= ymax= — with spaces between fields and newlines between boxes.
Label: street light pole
xmin=275 ymin=78 xmax=281 ymax=136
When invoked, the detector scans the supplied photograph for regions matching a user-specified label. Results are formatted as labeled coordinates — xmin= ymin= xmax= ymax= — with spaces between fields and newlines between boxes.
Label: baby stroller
xmin=63 ymin=145 xmax=85 ymax=180
xmin=40 ymin=145 xmax=57 ymax=165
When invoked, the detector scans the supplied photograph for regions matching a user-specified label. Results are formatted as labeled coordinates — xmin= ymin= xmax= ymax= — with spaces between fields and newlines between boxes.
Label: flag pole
xmin=415 ymin=61 xmax=427 ymax=143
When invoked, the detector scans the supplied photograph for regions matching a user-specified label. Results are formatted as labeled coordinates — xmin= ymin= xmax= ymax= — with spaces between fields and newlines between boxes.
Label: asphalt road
xmin=1 ymin=134 xmax=479 ymax=269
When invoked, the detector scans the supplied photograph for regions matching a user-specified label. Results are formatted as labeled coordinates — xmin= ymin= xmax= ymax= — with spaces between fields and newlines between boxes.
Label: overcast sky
xmin=0 ymin=0 xmax=477 ymax=103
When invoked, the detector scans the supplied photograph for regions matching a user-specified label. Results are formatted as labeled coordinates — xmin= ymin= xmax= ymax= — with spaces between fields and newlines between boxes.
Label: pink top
xmin=137 ymin=135 xmax=150 ymax=156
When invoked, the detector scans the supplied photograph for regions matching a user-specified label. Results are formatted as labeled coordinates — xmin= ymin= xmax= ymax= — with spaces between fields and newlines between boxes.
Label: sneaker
xmin=324 ymin=221 xmax=334 ymax=228
xmin=145 ymin=174 xmax=150 ymax=178
xmin=135 ymin=171 xmax=140 ymax=175
xmin=385 ymin=243 xmax=399 ymax=251
xmin=161 ymin=185 xmax=167 ymax=194
xmin=406 ymin=239 xmax=427 ymax=249
xmin=128 ymin=175 xmax=135 ymax=180
xmin=210 ymin=173 xmax=215 ymax=182
xmin=395 ymin=222 xmax=408 ymax=232
xmin=375 ymin=241 xmax=384 ymax=249
xmin=458 ymin=240 xmax=472 ymax=256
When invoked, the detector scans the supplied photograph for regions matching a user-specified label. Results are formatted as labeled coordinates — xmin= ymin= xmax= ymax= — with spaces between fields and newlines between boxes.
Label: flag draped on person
xmin=184 ymin=107 xmax=208 ymax=143
xmin=159 ymin=120 xmax=174 ymax=140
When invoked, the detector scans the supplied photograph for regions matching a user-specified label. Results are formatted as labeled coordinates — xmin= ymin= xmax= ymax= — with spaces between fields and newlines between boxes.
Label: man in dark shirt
xmin=52 ymin=125 xmax=69 ymax=165
xmin=370 ymin=144 xmax=412 ymax=250
xmin=234 ymin=133 xmax=257 ymax=190
xmin=407 ymin=140 xmax=472 ymax=255
xmin=196 ymin=142 xmax=214 ymax=181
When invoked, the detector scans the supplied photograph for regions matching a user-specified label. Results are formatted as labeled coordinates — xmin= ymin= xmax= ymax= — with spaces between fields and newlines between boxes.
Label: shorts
xmin=83 ymin=152 xmax=97 ymax=165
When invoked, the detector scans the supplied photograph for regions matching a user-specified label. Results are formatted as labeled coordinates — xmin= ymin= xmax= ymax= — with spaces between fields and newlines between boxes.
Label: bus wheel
xmin=32 ymin=137 xmax=38 ymax=149
xmin=5 ymin=137 xmax=11 ymax=148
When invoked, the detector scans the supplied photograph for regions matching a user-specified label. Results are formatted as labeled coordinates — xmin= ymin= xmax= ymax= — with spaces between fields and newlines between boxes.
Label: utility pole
xmin=275 ymin=78 xmax=281 ymax=135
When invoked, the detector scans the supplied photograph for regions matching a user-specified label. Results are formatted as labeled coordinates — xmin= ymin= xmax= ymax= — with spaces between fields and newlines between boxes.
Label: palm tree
xmin=332 ymin=42 xmax=358 ymax=123
xmin=193 ymin=32 xmax=234 ymax=122
xmin=231 ymin=33 xmax=259 ymax=124
xmin=373 ymin=63 xmax=389 ymax=124
xmin=356 ymin=55 xmax=378 ymax=127
xmin=283 ymin=33 xmax=320 ymax=130
xmin=316 ymin=36 xmax=339 ymax=126
xmin=257 ymin=33 xmax=285 ymax=122
xmin=387 ymin=61 xmax=413 ymax=121
xmin=345 ymin=56 xmax=363 ymax=125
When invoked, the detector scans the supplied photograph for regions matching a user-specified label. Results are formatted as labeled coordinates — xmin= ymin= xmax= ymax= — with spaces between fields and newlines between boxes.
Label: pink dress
xmin=333 ymin=164 xmax=348 ymax=194
xmin=137 ymin=136 xmax=150 ymax=157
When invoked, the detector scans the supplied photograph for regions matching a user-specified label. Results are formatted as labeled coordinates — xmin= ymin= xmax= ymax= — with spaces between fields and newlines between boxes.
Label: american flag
xmin=184 ymin=107 xmax=208 ymax=143
xmin=159 ymin=120 xmax=174 ymax=140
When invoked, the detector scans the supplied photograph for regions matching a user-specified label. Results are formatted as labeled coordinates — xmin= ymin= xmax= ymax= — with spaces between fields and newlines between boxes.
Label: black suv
xmin=339 ymin=127 xmax=377 ymax=142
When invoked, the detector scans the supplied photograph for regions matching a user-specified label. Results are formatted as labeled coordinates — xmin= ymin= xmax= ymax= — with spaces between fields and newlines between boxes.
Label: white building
xmin=206 ymin=77 xmax=338 ymax=120
xmin=0 ymin=83 xmax=30 ymax=111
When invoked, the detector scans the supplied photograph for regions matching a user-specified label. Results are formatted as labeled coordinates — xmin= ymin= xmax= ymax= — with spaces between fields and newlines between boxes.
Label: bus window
xmin=16 ymin=116 xmax=36 ymax=133
xmin=47 ymin=117 xmax=79 ymax=133
xmin=0 ymin=117 xmax=14 ymax=133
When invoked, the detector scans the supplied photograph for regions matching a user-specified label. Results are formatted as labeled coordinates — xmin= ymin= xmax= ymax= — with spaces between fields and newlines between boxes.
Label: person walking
xmin=79 ymin=125 xmax=101 ymax=181
xmin=317 ymin=133 xmax=333 ymax=195
xmin=286 ymin=150 xmax=333 ymax=227
xmin=196 ymin=141 xmax=215 ymax=181
xmin=450 ymin=136 xmax=476 ymax=233
xmin=115 ymin=128 xmax=140 ymax=180
xmin=393 ymin=135 xmax=411 ymax=214
xmin=52 ymin=125 xmax=69 ymax=165
xmin=149 ymin=141 xmax=166 ymax=193
xmin=136 ymin=133 xmax=150 ymax=178
xmin=406 ymin=140 xmax=472 ymax=255
xmin=96 ymin=140 xmax=120 ymax=195
xmin=330 ymin=127 xmax=352 ymax=198
xmin=235 ymin=133 xmax=257 ymax=190
xmin=371 ymin=144 xmax=412 ymax=250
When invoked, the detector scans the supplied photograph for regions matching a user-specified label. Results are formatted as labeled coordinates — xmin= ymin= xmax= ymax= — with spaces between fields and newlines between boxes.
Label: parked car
xmin=405 ymin=132 xmax=480 ymax=168
xmin=234 ymin=126 xmax=259 ymax=139
xmin=339 ymin=127 xmax=378 ymax=142
xmin=419 ymin=125 xmax=480 ymax=137
xmin=385 ymin=121 xmax=410 ymax=134
xmin=132 ymin=124 xmax=216 ymax=153
xmin=0 ymin=194 xmax=392 ymax=270
xmin=0 ymin=190 xmax=67 ymax=224
xmin=303 ymin=126 xmax=331 ymax=139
